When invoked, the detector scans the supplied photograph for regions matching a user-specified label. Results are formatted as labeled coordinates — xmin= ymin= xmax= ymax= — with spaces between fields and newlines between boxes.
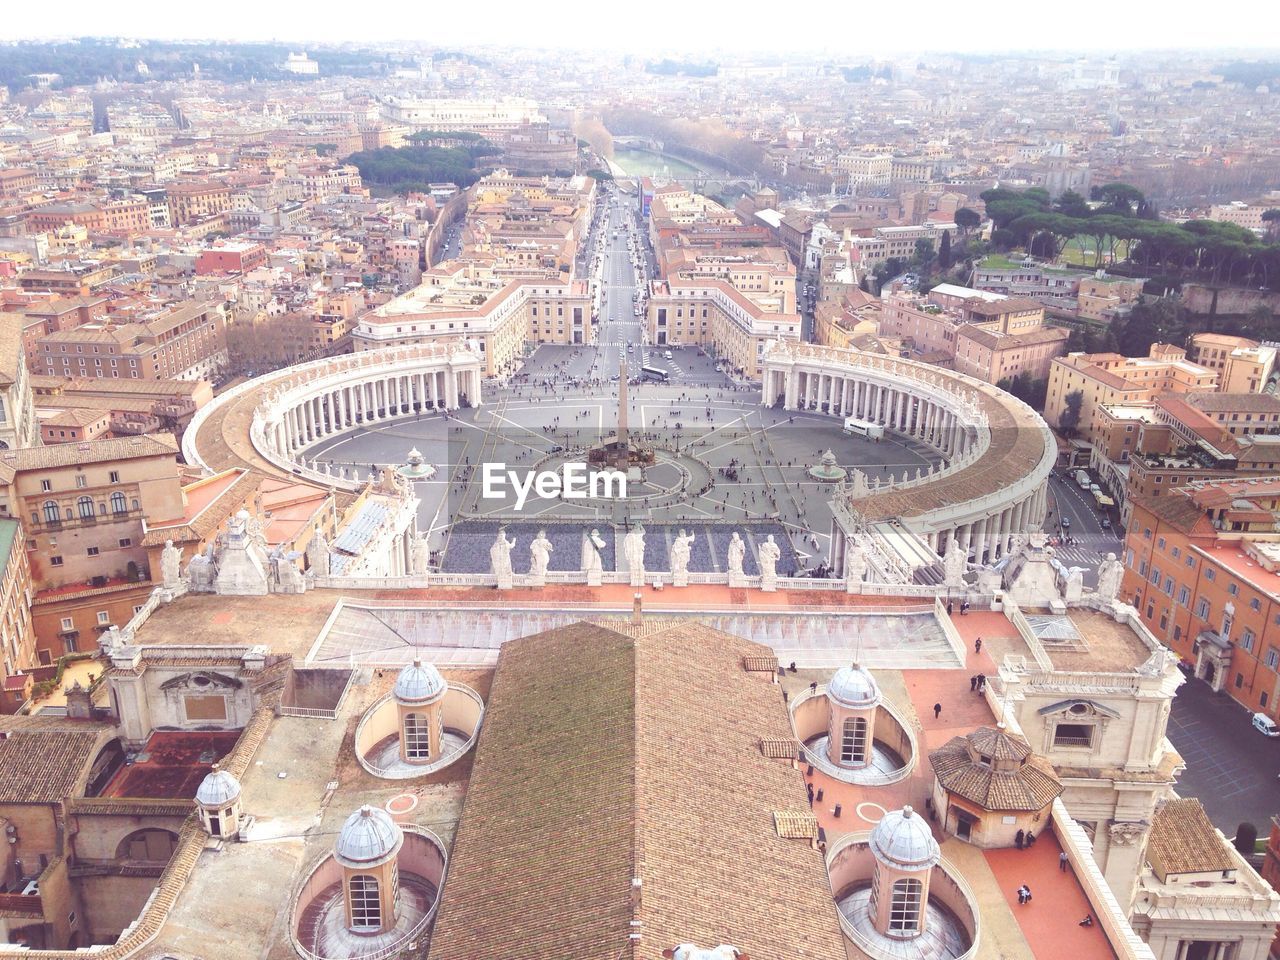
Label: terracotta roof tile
xmin=428 ymin=620 xmax=845 ymax=960
xmin=1147 ymin=798 xmax=1237 ymax=877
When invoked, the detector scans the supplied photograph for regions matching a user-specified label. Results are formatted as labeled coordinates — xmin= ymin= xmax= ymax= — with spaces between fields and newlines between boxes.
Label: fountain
xmin=808 ymin=449 xmax=847 ymax=483
xmin=397 ymin=448 xmax=436 ymax=481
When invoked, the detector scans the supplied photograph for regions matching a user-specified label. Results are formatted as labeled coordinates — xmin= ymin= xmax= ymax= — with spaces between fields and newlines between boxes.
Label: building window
xmin=40 ymin=479 xmax=51 ymax=492
xmin=1267 ymin=649 xmax=1280 ymax=671
xmin=348 ymin=875 xmax=381 ymax=930
xmin=110 ymin=492 xmax=127 ymax=515
xmin=888 ymin=877 xmax=923 ymax=936
xmin=119 ymin=538 xmax=132 ymax=547
xmin=1228 ymin=582 xmax=1238 ymax=596
xmin=1178 ymin=586 xmax=1190 ymax=606
xmin=96 ymin=611 xmax=110 ymax=625
xmin=840 ymin=716 xmax=868 ymax=764
xmin=1196 ymin=598 xmax=1210 ymax=620
xmin=403 ymin=713 xmax=430 ymax=760
xmin=1242 ymin=629 xmax=1256 ymax=652
xmin=60 ymin=617 xmax=73 ymax=630
xmin=1251 ymin=598 xmax=1261 ymax=612
xmin=78 ymin=496 xmax=94 ymax=519
xmin=87 ymin=546 xmax=99 ymax=557
xmin=1205 ymin=568 xmax=1216 ymax=582
xmin=109 ymin=470 xmax=120 ymax=483
xmin=1053 ymin=723 xmax=1094 ymax=748
xmin=43 ymin=500 xmax=59 ymax=524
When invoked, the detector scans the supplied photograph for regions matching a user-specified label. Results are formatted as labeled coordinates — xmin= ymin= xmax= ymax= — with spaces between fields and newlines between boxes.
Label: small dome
xmin=870 ymin=806 xmax=940 ymax=870
xmin=393 ymin=659 xmax=446 ymax=705
xmin=828 ymin=663 xmax=881 ymax=708
xmin=335 ymin=805 xmax=402 ymax=867
xmin=195 ymin=766 xmax=241 ymax=807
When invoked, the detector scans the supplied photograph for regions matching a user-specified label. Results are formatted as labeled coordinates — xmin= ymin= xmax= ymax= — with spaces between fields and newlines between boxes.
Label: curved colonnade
xmin=762 ymin=342 xmax=1055 ymax=566
xmin=183 ymin=343 xmax=485 ymax=491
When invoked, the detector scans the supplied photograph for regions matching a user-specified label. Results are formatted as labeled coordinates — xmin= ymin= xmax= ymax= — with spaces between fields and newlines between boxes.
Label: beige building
xmin=0 ymin=434 xmax=183 ymax=660
xmin=0 ymin=518 xmax=36 ymax=705
xmin=36 ymin=302 xmax=230 ymax=384
xmin=0 ymin=313 xmax=41 ymax=451
xmin=355 ymin=271 xmax=592 ymax=376
xmin=1044 ymin=346 xmax=1219 ymax=439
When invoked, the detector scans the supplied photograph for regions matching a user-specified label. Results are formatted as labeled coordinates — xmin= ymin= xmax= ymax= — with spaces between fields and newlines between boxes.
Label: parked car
xmin=1100 ymin=518 xmax=1113 ymax=529
xmin=1252 ymin=712 xmax=1280 ymax=737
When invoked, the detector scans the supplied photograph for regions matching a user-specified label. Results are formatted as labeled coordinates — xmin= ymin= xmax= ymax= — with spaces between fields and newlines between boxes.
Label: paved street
xmin=1166 ymin=675 xmax=1280 ymax=833
xmin=1044 ymin=473 xmax=1125 ymax=585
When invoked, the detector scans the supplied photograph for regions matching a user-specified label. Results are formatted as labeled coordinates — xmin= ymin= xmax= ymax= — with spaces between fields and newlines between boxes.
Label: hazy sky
xmin=4 ymin=0 xmax=1279 ymax=55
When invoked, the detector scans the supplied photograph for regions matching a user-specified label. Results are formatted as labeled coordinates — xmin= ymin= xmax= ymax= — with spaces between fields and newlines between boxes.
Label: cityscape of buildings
xmin=0 ymin=29 xmax=1276 ymax=960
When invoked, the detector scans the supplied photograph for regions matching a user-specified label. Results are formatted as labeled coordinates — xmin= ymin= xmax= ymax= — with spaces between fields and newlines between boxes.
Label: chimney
xmin=632 ymin=592 xmax=643 ymax=625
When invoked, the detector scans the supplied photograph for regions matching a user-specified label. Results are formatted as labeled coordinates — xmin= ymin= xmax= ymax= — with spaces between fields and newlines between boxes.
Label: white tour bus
xmin=843 ymin=417 xmax=885 ymax=440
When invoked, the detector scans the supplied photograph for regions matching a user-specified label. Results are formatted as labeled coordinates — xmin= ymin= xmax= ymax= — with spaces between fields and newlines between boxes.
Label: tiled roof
xmin=1147 ymin=798 xmax=1237 ymax=878
xmin=428 ymin=620 xmax=845 ymax=960
xmin=0 ymin=432 xmax=178 ymax=471
xmin=929 ymin=728 xmax=1062 ymax=812
xmin=0 ymin=727 xmax=108 ymax=803
xmin=1187 ymin=391 xmax=1280 ymax=415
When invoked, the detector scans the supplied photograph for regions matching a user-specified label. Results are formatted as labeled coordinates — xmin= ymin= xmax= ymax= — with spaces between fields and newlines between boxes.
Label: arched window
xmin=889 ymin=877 xmax=924 ymax=935
xmin=841 ymin=716 xmax=868 ymax=764
xmin=98 ymin=502 xmax=106 ymax=515
xmin=78 ymin=496 xmax=94 ymax=519
xmin=43 ymin=500 xmax=59 ymax=524
xmin=348 ymin=874 xmax=381 ymax=930
xmin=403 ymin=712 xmax=430 ymax=761
xmin=110 ymin=491 xmax=126 ymax=515
xmin=117 ymin=828 xmax=179 ymax=861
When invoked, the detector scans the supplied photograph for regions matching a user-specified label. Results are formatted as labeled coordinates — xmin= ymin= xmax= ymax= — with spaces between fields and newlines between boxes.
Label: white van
xmin=843 ymin=417 xmax=886 ymax=440
xmin=1253 ymin=712 xmax=1280 ymax=737
xmin=1075 ymin=470 xmax=1091 ymax=489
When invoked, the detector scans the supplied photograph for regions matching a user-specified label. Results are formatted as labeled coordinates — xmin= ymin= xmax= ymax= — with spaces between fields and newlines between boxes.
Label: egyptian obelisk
xmin=617 ymin=359 xmax=628 ymax=452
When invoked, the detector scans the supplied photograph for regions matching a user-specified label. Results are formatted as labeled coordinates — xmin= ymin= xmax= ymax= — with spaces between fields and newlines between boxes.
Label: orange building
xmin=1122 ymin=477 xmax=1280 ymax=720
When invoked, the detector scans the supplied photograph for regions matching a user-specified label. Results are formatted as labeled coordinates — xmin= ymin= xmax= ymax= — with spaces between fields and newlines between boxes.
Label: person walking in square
xmin=970 ymin=675 xmax=978 ymax=692
xmin=1015 ymin=829 xmax=1025 ymax=850
xmin=1059 ymin=851 xmax=1069 ymax=872
xmin=933 ymin=702 xmax=942 ymax=720
xmin=1026 ymin=830 xmax=1036 ymax=847
xmin=975 ymin=636 xmax=982 ymax=653
xmin=1016 ymin=885 xmax=1027 ymax=905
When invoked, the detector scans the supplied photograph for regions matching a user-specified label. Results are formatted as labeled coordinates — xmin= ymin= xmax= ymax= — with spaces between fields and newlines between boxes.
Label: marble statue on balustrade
xmin=625 ymin=524 xmax=646 ymax=587
xmin=306 ymin=529 xmax=330 ymax=578
xmin=1095 ymin=552 xmax=1124 ymax=602
xmin=942 ymin=535 xmax=967 ymax=587
xmin=160 ymin=540 xmax=183 ymax=589
xmin=581 ymin=528 xmax=606 ymax=587
xmin=529 ymin=530 xmax=553 ymax=586
xmin=669 ymin=529 xmax=695 ymax=587
xmin=245 ymin=513 xmax=268 ymax=551
xmin=844 ymin=539 xmax=867 ymax=593
xmin=411 ymin=533 xmax=431 ymax=578
xmin=1062 ymin=564 xmax=1085 ymax=602
xmin=726 ymin=531 xmax=746 ymax=588
xmin=490 ymin=528 xmax=515 ymax=590
xmin=758 ymin=534 xmax=781 ymax=592
xmin=187 ymin=545 xmax=216 ymax=592
xmin=269 ymin=545 xmax=307 ymax=594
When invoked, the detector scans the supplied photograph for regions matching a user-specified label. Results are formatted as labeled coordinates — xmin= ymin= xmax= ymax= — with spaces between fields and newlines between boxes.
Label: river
xmin=610 ymin=146 xmax=706 ymax=179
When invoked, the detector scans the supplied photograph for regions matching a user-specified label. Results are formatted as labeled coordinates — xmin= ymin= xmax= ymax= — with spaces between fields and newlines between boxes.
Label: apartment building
xmin=25 ymin=199 xmax=151 ymax=236
xmin=36 ymin=301 xmax=229 ymax=383
xmin=1044 ymin=345 xmax=1220 ymax=438
xmin=971 ymin=258 xmax=1145 ymax=321
xmin=880 ymin=284 xmax=1068 ymax=383
xmin=0 ymin=168 xmax=39 ymax=200
xmin=1208 ymin=201 xmax=1271 ymax=233
xmin=195 ymin=242 xmax=268 ymax=275
xmin=1188 ymin=333 xmax=1277 ymax=393
xmin=0 ymin=434 xmax=183 ymax=660
xmin=1122 ymin=477 xmax=1280 ymax=721
xmin=0 ymin=312 xmax=41 ymax=451
xmin=0 ymin=518 xmax=36 ymax=707
xmin=165 ymin=181 xmax=233 ymax=226
xmin=1186 ymin=391 xmax=1280 ymax=436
